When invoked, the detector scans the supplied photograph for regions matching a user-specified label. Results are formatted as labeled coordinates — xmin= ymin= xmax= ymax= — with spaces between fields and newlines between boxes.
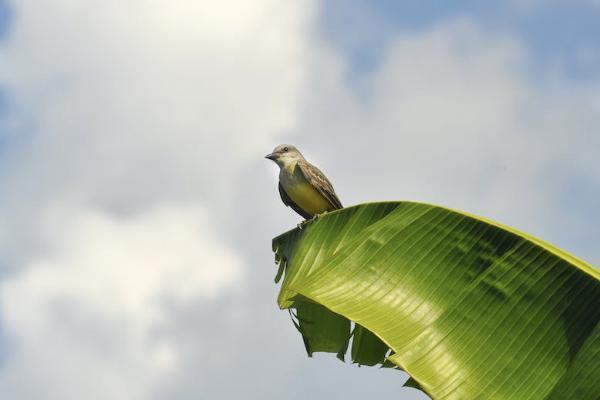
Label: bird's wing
xmin=278 ymin=182 xmax=313 ymax=220
xmin=297 ymin=159 xmax=343 ymax=209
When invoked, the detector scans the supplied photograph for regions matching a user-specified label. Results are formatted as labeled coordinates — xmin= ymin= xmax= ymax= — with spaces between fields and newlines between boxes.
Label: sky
xmin=0 ymin=1 xmax=598 ymax=399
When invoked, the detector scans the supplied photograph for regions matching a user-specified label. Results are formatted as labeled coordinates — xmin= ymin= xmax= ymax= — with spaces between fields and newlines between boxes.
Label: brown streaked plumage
xmin=266 ymin=144 xmax=342 ymax=220
xmin=296 ymin=159 xmax=343 ymax=210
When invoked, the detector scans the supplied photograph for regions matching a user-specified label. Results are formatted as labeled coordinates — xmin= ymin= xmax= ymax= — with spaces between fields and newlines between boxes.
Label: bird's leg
xmin=297 ymin=219 xmax=309 ymax=230
xmin=298 ymin=211 xmax=329 ymax=230
xmin=311 ymin=211 xmax=328 ymax=221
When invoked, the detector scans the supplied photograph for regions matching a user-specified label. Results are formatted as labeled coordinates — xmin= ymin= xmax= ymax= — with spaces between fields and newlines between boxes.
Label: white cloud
xmin=0 ymin=0 xmax=315 ymax=213
xmin=0 ymin=0 xmax=319 ymax=398
xmin=294 ymin=19 xmax=600 ymax=262
xmin=0 ymin=204 xmax=242 ymax=400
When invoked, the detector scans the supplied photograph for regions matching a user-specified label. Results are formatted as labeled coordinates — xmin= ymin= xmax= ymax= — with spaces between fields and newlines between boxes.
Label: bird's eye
xmin=283 ymin=147 xmax=289 ymax=152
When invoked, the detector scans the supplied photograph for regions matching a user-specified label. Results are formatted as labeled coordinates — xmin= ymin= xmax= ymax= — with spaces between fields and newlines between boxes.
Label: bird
xmin=265 ymin=144 xmax=343 ymax=220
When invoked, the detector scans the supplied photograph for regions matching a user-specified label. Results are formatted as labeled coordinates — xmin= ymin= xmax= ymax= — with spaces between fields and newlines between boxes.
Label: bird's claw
xmin=312 ymin=211 xmax=327 ymax=221
xmin=297 ymin=219 xmax=310 ymax=230
xmin=298 ymin=212 xmax=329 ymax=230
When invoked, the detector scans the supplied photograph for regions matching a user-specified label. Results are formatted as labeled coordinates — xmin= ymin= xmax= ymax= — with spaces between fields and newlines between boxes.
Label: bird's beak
xmin=265 ymin=152 xmax=278 ymax=161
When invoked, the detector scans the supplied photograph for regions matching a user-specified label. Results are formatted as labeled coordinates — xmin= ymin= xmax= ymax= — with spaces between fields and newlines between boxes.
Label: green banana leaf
xmin=272 ymin=202 xmax=600 ymax=400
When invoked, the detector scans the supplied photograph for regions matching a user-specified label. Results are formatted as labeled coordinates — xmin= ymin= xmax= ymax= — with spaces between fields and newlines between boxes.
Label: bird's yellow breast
xmin=280 ymin=164 xmax=332 ymax=216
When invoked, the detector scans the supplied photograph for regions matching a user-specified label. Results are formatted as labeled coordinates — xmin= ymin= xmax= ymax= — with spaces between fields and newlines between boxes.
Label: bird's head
xmin=265 ymin=144 xmax=304 ymax=168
